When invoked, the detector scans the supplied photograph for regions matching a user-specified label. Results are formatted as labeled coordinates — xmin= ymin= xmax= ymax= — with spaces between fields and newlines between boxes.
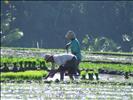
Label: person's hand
xmin=65 ymin=44 xmax=69 ymax=49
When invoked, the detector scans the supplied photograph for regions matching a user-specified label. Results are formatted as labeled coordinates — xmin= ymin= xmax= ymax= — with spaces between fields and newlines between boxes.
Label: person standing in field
xmin=65 ymin=30 xmax=82 ymax=75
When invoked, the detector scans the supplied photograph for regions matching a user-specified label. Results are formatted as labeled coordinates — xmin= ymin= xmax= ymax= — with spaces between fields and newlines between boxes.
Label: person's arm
xmin=51 ymin=62 xmax=55 ymax=69
xmin=65 ymin=42 xmax=71 ymax=50
xmin=45 ymin=69 xmax=58 ymax=79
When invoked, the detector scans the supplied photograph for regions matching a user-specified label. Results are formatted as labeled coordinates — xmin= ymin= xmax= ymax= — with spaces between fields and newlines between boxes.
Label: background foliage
xmin=1 ymin=1 xmax=133 ymax=52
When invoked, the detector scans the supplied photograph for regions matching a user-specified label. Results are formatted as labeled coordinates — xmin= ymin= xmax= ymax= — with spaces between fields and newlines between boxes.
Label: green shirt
xmin=67 ymin=38 xmax=82 ymax=61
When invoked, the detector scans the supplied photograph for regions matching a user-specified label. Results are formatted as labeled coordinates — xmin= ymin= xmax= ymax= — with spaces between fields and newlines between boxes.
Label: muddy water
xmin=46 ymin=73 xmax=133 ymax=83
xmin=1 ymin=49 xmax=133 ymax=63
xmin=1 ymin=49 xmax=133 ymax=99
xmin=85 ymin=54 xmax=133 ymax=63
xmin=99 ymin=74 xmax=133 ymax=82
xmin=1 ymin=74 xmax=133 ymax=100
xmin=1 ymin=81 xmax=133 ymax=100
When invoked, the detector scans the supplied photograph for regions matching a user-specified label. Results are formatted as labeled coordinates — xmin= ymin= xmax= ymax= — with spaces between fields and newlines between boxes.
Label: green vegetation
xmin=82 ymin=35 xmax=120 ymax=52
xmin=88 ymin=71 xmax=94 ymax=80
xmin=89 ymin=51 xmax=133 ymax=56
xmin=1 ymin=57 xmax=47 ymax=72
xmin=80 ymin=70 xmax=87 ymax=79
xmin=1 ymin=47 xmax=133 ymax=55
xmin=2 ymin=1 xmax=133 ymax=52
xmin=1 ymin=54 xmax=133 ymax=73
xmin=1 ymin=47 xmax=133 ymax=81
xmin=1 ymin=70 xmax=48 ymax=81
xmin=82 ymin=60 xmax=132 ymax=64
xmin=80 ymin=69 xmax=99 ymax=80
xmin=1 ymin=1 xmax=24 ymax=46
xmin=79 ymin=62 xmax=133 ymax=73
xmin=1 ymin=47 xmax=65 ymax=52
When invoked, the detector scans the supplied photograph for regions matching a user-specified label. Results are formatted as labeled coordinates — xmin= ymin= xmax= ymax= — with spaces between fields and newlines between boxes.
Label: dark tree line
xmin=1 ymin=1 xmax=133 ymax=52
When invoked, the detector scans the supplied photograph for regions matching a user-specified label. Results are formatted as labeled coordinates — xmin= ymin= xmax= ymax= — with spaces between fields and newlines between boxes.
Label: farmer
xmin=44 ymin=54 xmax=78 ymax=81
xmin=65 ymin=30 xmax=82 ymax=75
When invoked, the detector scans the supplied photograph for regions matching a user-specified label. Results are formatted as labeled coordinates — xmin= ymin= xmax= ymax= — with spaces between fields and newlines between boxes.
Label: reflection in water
xmin=1 ymin=81 xmax=133 ymax=100
xmin=1 ymin=49 xmax=133 ymax=63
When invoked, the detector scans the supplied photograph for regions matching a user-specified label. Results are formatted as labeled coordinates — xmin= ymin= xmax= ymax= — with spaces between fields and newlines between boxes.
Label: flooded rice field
xmin=85 ymin=54 xmax=133 ymax=64
xmin=1 ymin=81 xmax=133 ymax=100
xmin=47 ymin=73 xmax=133 ymax=83
xmin=1 ymin=48 xmax=133 ymax=63
xmin=1 ymin=73 xmax=133 ymax=100
xmin=1 ymin=48 xmax=133 ymax=100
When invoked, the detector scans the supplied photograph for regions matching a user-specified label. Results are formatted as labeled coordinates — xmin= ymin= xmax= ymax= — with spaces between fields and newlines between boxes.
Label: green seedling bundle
xmin=1 ymin=70 xmax=48 ymax=81
xmin=80 ymin=69 xmax=99 ymax=80
xmin=1 ymin=57 xmax=47 ymax=72
xmin=79 ymin=62 xmax=133 ymax=73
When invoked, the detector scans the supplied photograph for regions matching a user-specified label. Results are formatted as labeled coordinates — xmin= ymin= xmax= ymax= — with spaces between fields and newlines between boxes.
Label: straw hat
xmin=65 ymin=30 xmax=76 ymax=40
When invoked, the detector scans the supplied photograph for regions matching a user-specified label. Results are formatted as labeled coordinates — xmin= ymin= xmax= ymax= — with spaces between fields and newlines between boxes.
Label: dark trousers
xmin=58 ymin=57 xmax=78 ymax=80
xmin=45 ymin=57 xmax=78 ymax=80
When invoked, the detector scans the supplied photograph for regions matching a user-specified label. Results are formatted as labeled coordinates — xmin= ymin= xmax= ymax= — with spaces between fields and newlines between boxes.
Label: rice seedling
xmin=124 ymin=72 xmax=129 ymax=79
xmin=88 ymin=70 xmax=94 ymax=80
xmin=1 ymin=42 xmax=133 ymax=99
xmin=94 ymin=70 xmax=99 ymax=80
xmin=80 ymin=70 xmax=87 ymax=79
xmin=0 ymin=57 xmax=48 ymax=72
xmin=1 ymin=70 xmax=48 ymax=81
xmin=89 ymin=51 xmax=133 ymax=56
xmin=79 ymin=62 xmax=133 ymax=73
